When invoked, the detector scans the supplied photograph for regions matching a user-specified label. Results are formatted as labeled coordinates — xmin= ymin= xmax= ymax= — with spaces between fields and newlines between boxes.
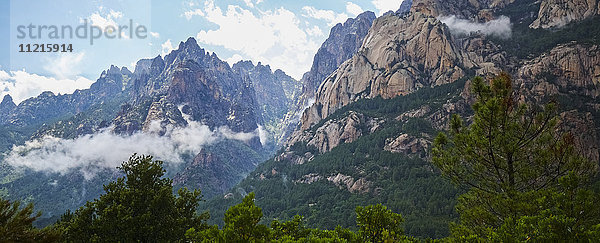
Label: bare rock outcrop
xmin=327 ymin=173 xmax=372 ymax=194
xmin=287 ymin=111 xmax=384 ymax=154
xmin=142 ymin=98 xmax=187 ymax=133
xmin=300 ymin=12 xmax=473 ymax=130
xmin=558 ymin=110 xmax=600 ymax=162
xmin=517 ymin=44 xmax=600 ymax=98
xmin=531 ymin=0 xmax=600 ymax=29
xmin=384 ymin=133 xmax=431 ymax=157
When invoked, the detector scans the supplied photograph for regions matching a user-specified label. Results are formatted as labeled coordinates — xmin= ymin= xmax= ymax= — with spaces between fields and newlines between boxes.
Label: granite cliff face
xmin=516 ymin=43 xmax=600 ymax=98
xmin=299 ymin=11 xmax=377 ymax=100
xmin=531 ymin=0 xmax=600 ymax=28
xmin=299 ymin=10 xmax=474 ymax=131
xmin=280 ymin=0 xmax=600 ymax=168
xmin=278 ymin=11 xmax=377 ymax=145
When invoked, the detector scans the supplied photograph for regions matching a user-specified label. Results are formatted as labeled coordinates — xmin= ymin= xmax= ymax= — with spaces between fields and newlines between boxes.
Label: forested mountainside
xmin=202 ymin=0 xmax=600 ymax=239
xmin=3 ymin=0 xmax=600 ymax=241
xmin=0 ymin=37 xmax=299 ymax=223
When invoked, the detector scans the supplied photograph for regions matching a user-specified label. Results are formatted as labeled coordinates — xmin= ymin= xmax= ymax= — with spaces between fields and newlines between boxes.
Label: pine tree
xmin=356 ymin=204 xmax=404 ymax=242
xmin=432 ymin=74 xmax=599 ymax=240
xmin=0 ymin=198 xmax=59 ymax=242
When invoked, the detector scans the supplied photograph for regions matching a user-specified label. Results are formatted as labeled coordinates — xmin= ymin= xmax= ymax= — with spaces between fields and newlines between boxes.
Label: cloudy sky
xmin=0 ymin=0 xmax=405 ymax=104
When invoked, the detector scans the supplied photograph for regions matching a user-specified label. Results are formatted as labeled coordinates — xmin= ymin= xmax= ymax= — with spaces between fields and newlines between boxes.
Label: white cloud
xmin=161 ymin=39 xmax=176 ymax=57
xmin=225 ymin=54 xmax=244 ymax=66
xmin=43 ymin=52 xmax=86 ymax=79
xmin=371 ymin=0 xmax=404 ymax=16
xmin=0 ymin=70 xmax=94 ymax=104
xmin=4 ymin=117 xmax=264 ymax=179
xmin=302 ymin=6 xmax=349 ymax=26
xmin=195 ymin=0 xmax=319 ymax=79
xmin=243 ymin=0 xmax=254 ymax=8
xmin=438 ymin=15 xmax=512 ymax=39
xmin=257 ymin=124 xmax=268 ymax=145
xmin=346 ymin=2 xmax=364 ymax=16
xmin=150 ymin=32 xmax=160 ymax=38
xmin=183 ymin=8 xmax=204 ymax=20
xmin=85 ymin=8 xmax=128 ymax=38
xmin=305 ymin=25 xmax=323 ymax=36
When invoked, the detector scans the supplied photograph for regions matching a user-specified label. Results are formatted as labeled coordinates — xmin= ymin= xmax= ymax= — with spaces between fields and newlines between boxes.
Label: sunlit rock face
xmin=531 ymin=0 xmax=600 ymax=29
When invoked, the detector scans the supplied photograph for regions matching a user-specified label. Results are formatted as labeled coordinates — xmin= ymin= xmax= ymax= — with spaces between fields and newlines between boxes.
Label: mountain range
xmin=1 ymin=0 xmax=599 ymax=238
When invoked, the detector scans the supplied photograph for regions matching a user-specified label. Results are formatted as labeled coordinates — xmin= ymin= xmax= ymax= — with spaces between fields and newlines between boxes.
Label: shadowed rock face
xmin=0 ymin=65 xmax=133 ymax=128
xmin=232 ymin=60 xmax=299 ymax=125
xmin=299 ymin=11 xmax=377 ymax=100
xmin=0 ymin=95 xmax=16 ymax=117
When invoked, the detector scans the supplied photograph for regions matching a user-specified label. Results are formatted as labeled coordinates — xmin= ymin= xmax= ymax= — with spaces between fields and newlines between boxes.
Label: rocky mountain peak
xmin=232 ymin=59 xmax=299 ymax=134
xmin=300 ymin=11 xmax=376 ymax=98
xmin=150 ymin=55 xmax=165 ymax=75
xmin=121 ymin=67 xmax=132 ymax=76
xmin=396 ymin=0 xmax=413 ymax=15
xmin=133 ymin=58 xmax=153 ymax=76
xmin=1 ymin=94 xmax=15 ymax=108
xmin=0 ymin=94 xmax=17 ymax=117
xmin=232 ymin=60 xmax=255 ymax=71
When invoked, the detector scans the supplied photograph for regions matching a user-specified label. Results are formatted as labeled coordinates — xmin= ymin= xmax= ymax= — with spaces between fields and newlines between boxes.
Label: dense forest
xmin=2 ymin=74 xmax=599 ymax=242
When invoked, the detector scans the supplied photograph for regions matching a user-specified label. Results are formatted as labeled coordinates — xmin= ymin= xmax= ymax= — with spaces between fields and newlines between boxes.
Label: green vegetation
xmin=202 ymin=80 xmax=468 ymax=239
xmin=493 ymin=0 xmax=600 ymax=59
xmin=310 ymin=77 xmax=468 ymax=131
xmin=0 ymin=198 xmax=59 ymax=242
xmin=2 ymin=74 xmax=599 ymax=241
xmin=186 ymin=195 xmax=411 ymax=242
xmin=433 ymin=74 xmax=600 ymax=240
xmin=53 ymin=155 xmax=208 ymax=242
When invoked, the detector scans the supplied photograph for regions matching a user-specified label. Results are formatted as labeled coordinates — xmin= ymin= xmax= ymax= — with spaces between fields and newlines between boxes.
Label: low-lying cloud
xmin=438 ymin=15 xmax=512 ymax=38
xmin=4 ymin=119 xmax=264 ymax=179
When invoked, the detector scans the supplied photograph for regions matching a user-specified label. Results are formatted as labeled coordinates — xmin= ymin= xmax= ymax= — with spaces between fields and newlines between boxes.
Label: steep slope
xmin=278 ymin=11 xmax=377 ymax=145
xmin=125 ymin=38 xmax=261 ymax=139
xmin=232 ymin=60 xmax=301 ymax=146
xmin=0 ymin=66 xmax=132 ymax=129
xmin=531 ymin=0 xmax=600 ymax=28
xmin=0 ymin=95 xmax=16 ymax=118
xmin=0 ymin=37 xmax=296 ymax=224
xmin=206 ymin=0 xmax=600 ymax=239
xmin=299 ymin=11 xmax=377 ymax=100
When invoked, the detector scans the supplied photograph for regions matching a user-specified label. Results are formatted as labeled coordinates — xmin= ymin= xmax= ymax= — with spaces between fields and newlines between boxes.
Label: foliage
xmin=200 ymin=77 xmax=469 ymax=239
xmin=0 ymin=197 xmax=59 ymax=242
xmin=55 ymin=154 xmax=208 ymax=242
xmin=356 ymin=204 xmax=404 ymax=242
xmin=432 ymin=74 xmax=600 ymax=240
xmin=310 ymin=77 xmax=468 ymax=131
xmin=493 ymin=0 xmax=600 ymax=59
xmin=204 ymin=119 xmax=459 ymax=239
xmin=187 ymin=193 xmax=411 ymax=242
xmin=222 ymin=192 xmax=270 ymax=241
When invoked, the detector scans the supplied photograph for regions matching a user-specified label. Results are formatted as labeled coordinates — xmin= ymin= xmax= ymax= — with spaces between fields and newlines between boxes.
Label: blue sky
xmin=1 ymin=0 xmax=405 ymax=104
